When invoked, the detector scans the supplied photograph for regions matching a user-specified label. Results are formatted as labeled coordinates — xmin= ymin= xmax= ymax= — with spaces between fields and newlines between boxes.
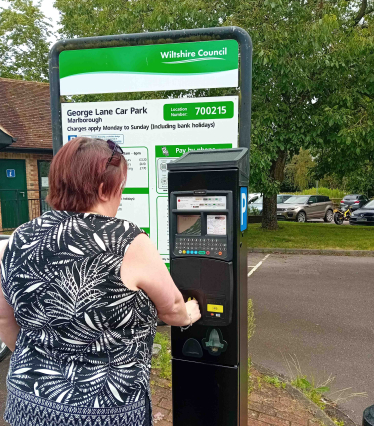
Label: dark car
xmin=340 ymin=194 xmax=368 ymax=211
xmin=349 ymin=199 xmax=374 ymax=225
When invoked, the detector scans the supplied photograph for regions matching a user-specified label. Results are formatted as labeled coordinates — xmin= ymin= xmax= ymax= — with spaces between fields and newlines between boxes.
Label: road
xmin=248 ymin=253 xmax=374 ymax=424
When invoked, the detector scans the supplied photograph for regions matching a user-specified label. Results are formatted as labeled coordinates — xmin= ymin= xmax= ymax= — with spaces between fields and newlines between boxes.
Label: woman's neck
xmin=84 ymin=204 xmax=113 ymax=217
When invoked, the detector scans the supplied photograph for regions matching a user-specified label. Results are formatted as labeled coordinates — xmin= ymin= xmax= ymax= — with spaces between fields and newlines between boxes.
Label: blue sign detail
xmin=6 ymin=169 xmax=15 ymax=178
xmin=240 ymin=187 xmax=248 ymax=231
xmin=68 ymin=135 xmax=77 ymax=141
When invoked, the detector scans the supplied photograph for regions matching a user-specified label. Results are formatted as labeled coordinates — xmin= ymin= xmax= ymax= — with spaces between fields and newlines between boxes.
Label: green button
xmin=198 ymin=251 xmax=206 ymax=255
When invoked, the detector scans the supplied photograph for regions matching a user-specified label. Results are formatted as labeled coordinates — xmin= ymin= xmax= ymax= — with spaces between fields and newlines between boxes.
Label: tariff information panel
xmin=61 ymin=96 xmax=238 ymax=264
xmin=177 ymin=196 xmax=227 ymax=210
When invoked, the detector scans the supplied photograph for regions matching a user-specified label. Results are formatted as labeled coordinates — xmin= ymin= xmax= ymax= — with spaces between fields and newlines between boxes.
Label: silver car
xmin=277 ymin=195 xmax=334 ymax=222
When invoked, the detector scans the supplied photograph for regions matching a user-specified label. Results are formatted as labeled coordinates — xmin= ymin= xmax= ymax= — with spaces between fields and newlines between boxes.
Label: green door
xmin=0 ymin=160 xmax=29 ymax=229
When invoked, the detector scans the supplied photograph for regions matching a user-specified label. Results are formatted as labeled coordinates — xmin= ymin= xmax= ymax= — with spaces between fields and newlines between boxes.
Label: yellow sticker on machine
xmin=207 ymin=304 xmax=224 ymax=313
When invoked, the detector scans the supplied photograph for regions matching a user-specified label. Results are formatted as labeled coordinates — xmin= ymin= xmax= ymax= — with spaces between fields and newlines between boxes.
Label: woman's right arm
xmin=121 ymin=234 xmax=201 ymax=326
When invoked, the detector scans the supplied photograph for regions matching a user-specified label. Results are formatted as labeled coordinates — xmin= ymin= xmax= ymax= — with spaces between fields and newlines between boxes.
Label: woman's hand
xmin=185 ymin=300 xmax=201 ymax=325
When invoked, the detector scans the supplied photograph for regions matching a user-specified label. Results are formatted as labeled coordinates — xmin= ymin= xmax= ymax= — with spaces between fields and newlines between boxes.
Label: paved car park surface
xmin=0 ymin=358 xmax=9 ymax=426
xmin=248 ymin=253 xmax=374 ymax=424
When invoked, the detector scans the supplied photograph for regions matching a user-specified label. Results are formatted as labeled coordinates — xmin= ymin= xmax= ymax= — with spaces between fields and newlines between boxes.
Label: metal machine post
xmin=168 ymin=148 xmax=249 ymax=426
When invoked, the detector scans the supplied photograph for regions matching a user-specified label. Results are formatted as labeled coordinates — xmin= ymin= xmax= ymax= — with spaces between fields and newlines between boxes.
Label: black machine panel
xmin=170 ymin=191 xmax=233 ymax=261
xmin=171 ymin=257 xmax=233 ymax=326
xmin=172 ymin=360 xmax=238 ymax=426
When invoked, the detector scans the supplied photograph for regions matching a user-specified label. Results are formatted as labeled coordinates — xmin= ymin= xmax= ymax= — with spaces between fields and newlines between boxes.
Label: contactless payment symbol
xmin=162 ymin=147 xmax=169 ymax=156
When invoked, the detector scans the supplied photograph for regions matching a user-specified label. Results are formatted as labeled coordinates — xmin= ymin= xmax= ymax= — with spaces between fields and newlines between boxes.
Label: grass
xmin=263 ymin=375 xmax=286 ymax=389
xmin=151 ymin=331 xmax=171 ymax=380
xmin=248 ymin=222 xmax=374 ymax=251
xmin=285 ymin=354 xmax=367 ymax=411
xmin=248 ymin=299 xmax=255 ymax=393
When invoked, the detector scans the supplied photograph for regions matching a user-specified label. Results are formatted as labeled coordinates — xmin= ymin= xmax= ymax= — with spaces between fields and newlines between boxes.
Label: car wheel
xmin=0 ymin=338 xmax=10 ymax=362
xmin=296 ymin=211 xmax=307 ymax=222
xmin=324 ymin=209 xmax=333 ymax=222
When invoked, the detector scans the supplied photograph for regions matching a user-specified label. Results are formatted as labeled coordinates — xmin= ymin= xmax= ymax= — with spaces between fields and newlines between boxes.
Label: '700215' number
xmin=195 ymin=106 xmax=227 ymax=115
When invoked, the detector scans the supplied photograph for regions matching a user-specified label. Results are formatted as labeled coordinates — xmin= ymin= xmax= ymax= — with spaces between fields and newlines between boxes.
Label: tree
xmin=0 ymin=0 xmax=52 ymax=81
xmin=285 ymin=149 xmax=315 ymax=191
xmin=231 ymin=0 xmax=374 ymax=229
xmin=54 ymin=0 xmax=234 ymax=37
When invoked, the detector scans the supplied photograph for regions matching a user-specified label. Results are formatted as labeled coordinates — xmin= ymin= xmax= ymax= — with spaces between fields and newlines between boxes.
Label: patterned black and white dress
xmin=1 ymin=210 xmax=157 ymax=426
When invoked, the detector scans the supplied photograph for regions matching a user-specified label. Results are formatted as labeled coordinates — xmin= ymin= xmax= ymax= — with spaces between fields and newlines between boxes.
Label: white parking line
xmin=247 ymin=254 xmax=270 ymax=277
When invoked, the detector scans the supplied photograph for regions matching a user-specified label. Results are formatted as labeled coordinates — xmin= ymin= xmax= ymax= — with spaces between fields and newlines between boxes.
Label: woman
xmin=0 ymin=137 xmax=201 ymax=426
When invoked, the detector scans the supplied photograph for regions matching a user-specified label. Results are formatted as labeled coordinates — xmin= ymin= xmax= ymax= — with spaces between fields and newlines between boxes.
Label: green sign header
xmin=59 ymin=40 xmax=239 ymax=95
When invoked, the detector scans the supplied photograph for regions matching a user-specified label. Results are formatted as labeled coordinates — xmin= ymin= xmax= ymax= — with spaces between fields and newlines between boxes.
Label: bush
xmin=294 ymin=187 xmax=347 ymax=199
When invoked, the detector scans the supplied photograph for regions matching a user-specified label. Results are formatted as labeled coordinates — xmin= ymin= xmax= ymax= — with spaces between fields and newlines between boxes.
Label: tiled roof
xmin=0 ymin=78 xmax=52 ymax=151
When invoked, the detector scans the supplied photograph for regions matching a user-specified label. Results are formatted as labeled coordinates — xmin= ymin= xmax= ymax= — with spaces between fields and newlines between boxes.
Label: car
xmin=277 ymin=195 xmax=334 ymax=222
xmin=248 ymin=194 xmax=293 ymax=215
xmin=340 ymin=194 xmax=369 ymax=211
xmin=248 ymin=193 xmax=262 ymax=203
xmin=277 ymin=194 xmax=293 ymax=203
xmin=349 ymin=199 xmax=374 ymax=225
xmin=0 ymin=337 xmax=10 ymax=362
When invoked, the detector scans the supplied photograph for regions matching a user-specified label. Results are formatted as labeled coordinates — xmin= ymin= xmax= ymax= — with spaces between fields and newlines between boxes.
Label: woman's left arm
xmin=0 ymin=239 xmax=20 ymax=351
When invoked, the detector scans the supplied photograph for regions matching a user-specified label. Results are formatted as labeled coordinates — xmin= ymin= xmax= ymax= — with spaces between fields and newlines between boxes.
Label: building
xmin=0 ymin=78 xmax=53 ymax=231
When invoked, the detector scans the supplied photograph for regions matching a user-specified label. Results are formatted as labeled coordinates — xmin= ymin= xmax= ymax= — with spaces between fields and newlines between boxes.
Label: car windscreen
xmin=344 ymin=195 xmax=357 ymax=200
xmin=253 ymin=197 xmax=263 ymax=204
xmin=363 ymin=200 xmax=374 ymax=208
xmin=284 ymin=196 xmax=309 ymax=204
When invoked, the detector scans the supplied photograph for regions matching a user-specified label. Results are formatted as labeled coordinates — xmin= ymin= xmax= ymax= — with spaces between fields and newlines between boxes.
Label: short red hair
xmin=47 ymin=137 xmax=127 ymax=212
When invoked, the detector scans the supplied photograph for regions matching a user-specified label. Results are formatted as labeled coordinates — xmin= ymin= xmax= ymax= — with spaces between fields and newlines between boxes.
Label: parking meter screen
xmin=207 ymin=215 xmax=226 ymax=235
xmin=177 ymin=215 xmax=201 ymax=235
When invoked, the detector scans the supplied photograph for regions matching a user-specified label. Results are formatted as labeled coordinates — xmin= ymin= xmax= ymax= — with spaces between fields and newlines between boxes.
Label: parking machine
xmin=167 ymin=148 xmax=249 ymax=426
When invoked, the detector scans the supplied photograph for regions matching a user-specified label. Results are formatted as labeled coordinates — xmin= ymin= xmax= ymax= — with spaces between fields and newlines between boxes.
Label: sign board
xmin=49 ymin=27 xmax=252 ymax=265
xmin=6 ymin=169 xmax=15 ymax=178
xmin=240 ymin=187 xmax=248 ymax=232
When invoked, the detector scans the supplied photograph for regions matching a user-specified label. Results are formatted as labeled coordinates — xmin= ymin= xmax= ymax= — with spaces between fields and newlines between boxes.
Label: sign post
xmin=49 ymin=26 xmax=252 ymax=266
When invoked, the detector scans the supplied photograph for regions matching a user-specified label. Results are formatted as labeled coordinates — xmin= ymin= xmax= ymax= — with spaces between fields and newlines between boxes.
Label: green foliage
xmin=263 ymin=376 xmax=286 ymax=389
xmin=285 ymin=149 xmax=316 ymax=191
xmin=54 ymin=0 xmax=234 ymax=38
xmin=247 ymin=299 xmax=255 ymax=393
xmin=247 ymin=299 xmax=255 ymax=342
xmin=295 ymin=187 xmax=347 ymax=199
xmin=291 ymin=376 xmax=330 ymax=409
xmin=0 ymin=0 xmax=52 ymax=81
xmin=333 ymin=419 xmax=345 ymax=426
xmin=151 ymin=332 xmax=171 ymax=379
xmin=248 ymin=206 xmax=262 ymax=216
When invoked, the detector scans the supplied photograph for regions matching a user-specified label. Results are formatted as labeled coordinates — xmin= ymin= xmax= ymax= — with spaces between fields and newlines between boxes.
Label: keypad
xmin=174 ymin=237 xmax=227 ymax=257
